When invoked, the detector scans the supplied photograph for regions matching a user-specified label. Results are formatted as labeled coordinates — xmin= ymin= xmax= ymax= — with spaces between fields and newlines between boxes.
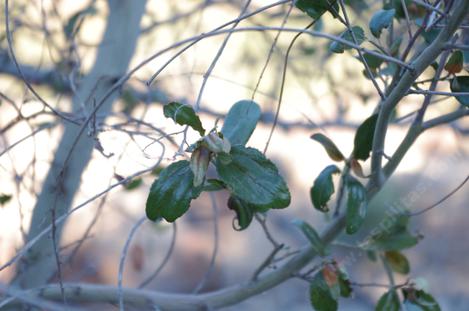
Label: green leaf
xmin=0 ymin=194 xmax=12 ymax=206
xmin=295 ymin=0 xmax=340 ymax=20
xmin=450 ymin=76 xmax=469 ymax=107
xmin=310 ymin=133 xmax=345 ymax=162
xmin=376 ymin=290 xmax=400 ymax=311
xmin=330 ymin=26 xmax=365 ymax=54
xmin=310 ymin=271 xmax=338 ymax=311
xmin=163 ymin=102 xmax=205 ymax=136
xmin=221 ymin=100 xmax=261 ymax=146
xmin=345 ymin=175 xmax=368 ymax=234
xmin=310 ymin=165 xmax=341 ymax=212
xmin=369 ymin=9 xmax=395 ymax=38
xmin=294 ymin=220 xmax=327 ymax=256
xmin=203 ymin=132 xmax=231 ymax=154
xmin=403 ymin=289 xmax=441 ymax=311
xmin=227 ymin=195 xmax=254 ymax=230
xmin=124 ymin=178 xmax=143 ymax=191
xmin=338 ymin=269 xmax=353 ymax=298
xmin=352 ymin=114 xmax=378 ymax=161
xmin=215 ymin=146 xmax=290 ymax=209
xmin=146 ymin=160 xmax=202 ymax=222
xmin=202 ymin=179 xmax=226 ymax=192
xmin=444 ymin=50 xmax=463 ymax=74
xmin=385 ymin=250 xmax=410 ymax=274
xmin=362 ymin=52 xmax=384 ymax=69
xmin=368 ymin=231 xmax=420 ymax=251
xmin=365 ymin=214 xmax=420 ymax=251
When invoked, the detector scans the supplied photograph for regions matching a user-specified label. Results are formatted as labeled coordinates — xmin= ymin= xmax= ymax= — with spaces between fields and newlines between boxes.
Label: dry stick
xmin=193 ymin=192 xmax=220 ymax=293
xmin=407 ymin=174 xmax=469 ymax=216
xmin=138 ymin=223 xmax=177 ymax=288
xmin=0 ymin=143 xmax=166 ymax=273
xmin=0 ymin=283 xmax=82 ymax=311
xmin=194 ymin=0 xmax=252 ymax=111
xmin=263 ymin=20 xmax=316 ymax=154
xmin=146 ymin=0 xmax=291 ymax=86
xmin=337 ymin=0 xmax=385 ymax=100
xmin=251 ymin=2 xmax=293 ymax=100
xmin=4 ymin=0 xmax=78 ymax=125
xmin=118 ymin=216 xmax=146 ymax=311
xmin=370 ymin=0 xmax=469 ymax=189
xmin=400 ymin=0 xmax=413 ymax=38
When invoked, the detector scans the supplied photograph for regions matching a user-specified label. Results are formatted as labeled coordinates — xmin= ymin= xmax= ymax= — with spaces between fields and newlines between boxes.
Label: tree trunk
xmin=14 ymin=0 xmax=147 ymax=289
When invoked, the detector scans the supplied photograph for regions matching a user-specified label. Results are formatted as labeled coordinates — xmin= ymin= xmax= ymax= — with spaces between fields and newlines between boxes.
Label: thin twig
xmin=407 ymin=174 xmax=469 ymax=216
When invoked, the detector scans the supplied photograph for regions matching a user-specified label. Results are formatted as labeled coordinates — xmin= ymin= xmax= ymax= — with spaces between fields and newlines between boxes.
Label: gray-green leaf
xmin=403 ymin=289 xmax=441 ymax=311
xmin=376 ymin=290 xmax=400 ymax=311
xmin=221 ymin=100 xmax=261 ymax=146
xmin=310 ymin=165 xmax=341 ymax=212
xmin=330 ymin=26 xmax=365 ymax=54
xmin=352 ymin=114 xmax=378 ymax=161
xmin=294 ymin=220 xmax=327 ymax=256
xmin=369 ymin=9 xmax=395 ymax=38
xmin=345 ymin=175 xmax=368 ymax=234
xmin=146 ymin=160 xmax=201 ymax=222
xmin=450 ymin=76 xmax=469 ymax=107
xmin=295 ymin=0 xmax=340 ymax=20
xmin=163 ymin=102 xmax=205 ymax=136
xmin=215 ymin=146 xmax=290 ymax=209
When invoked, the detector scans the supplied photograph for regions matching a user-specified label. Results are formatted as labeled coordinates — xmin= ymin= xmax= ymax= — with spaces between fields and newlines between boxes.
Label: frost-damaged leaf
xmin=0 ymin=194 xmax=12 ymax=206
xmin=310 ymin=165 xmax=341 ymax=212
xmin=345 ymin=175 xmax=368 ymax=234
xmin=445 ymin=50 xmax=463 ymax=74
xmin=450 ymin=76 xmax=469 ymax=107
xmin=330 ymin=26 xmax=365 ymax=54
xmin=310 ymin=133 xmax=345 ymax=162
xmin=215 ymin=146 xmax=290 ymax=210
xmin=227 ymin=195 xmax=254 ymax=230
xmin=352 ymin=114 xmax=378 ymax=161
xmin=369 ymin=9 xmax=395 ymax=38
xmin=190 ymin=146 xmax=211 ymax=187
xmin=146 ymin=160 xmax=202 ymax=222
xmin=295 ymin=0 xmax=340 ymax=20
xmin=375 ymin=290 xmax=400 ymax=311
xmin=293 ymin=220 xmax=327 ymax=256
xmin=310 ymin=270 xmax=339 ymax=311
xmin=163 ymin=102 xmax=205 ymax=136
xmin=385 ymin=250 xmax=410 ymax=274
xmin=403 ymin=288 xmax=441 ymax=311
xmin=221 ymin=100 xmax=261 ymax=146
xmin=351 ymin=158 xmax=366 ymax=178
xmin=203 ymin=132 xmax=231 ymax=154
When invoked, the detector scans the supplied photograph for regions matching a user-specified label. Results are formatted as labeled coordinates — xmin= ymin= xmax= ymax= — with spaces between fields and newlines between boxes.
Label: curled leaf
xmin=310 ymin=165 xmax=341 ymax=212
xmin=311 ymin=133 xmax=345 ymax=162
xmin=227 ymin=195 xmax=254 ymax=230
xmin=203 ymin=132 xmax=231 ymax=154
xmin=190 ymin=146 xmax=211 ymax=187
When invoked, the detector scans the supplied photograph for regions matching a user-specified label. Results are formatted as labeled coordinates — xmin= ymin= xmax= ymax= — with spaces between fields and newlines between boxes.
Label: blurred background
xmin=0 ymin=0 xmax=468 ymax=310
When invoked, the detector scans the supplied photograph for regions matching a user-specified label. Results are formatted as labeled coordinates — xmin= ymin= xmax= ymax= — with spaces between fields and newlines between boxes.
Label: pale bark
xmin=14 ymin=0 xmax=147 ymax=288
